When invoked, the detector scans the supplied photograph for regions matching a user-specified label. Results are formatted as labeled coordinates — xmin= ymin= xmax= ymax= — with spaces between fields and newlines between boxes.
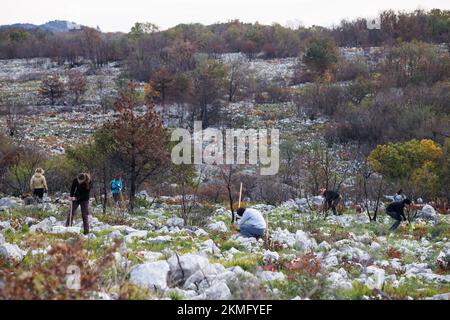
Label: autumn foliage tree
xmin=149 ymin=67 xmax=174 ymax=105
xmin=368 ymin=139 xmax=445 ymax=200
xmin=167 ymin=41 xmax=197 ymax=72
xmin=302 ymin=37 xmax=339 ymax=80
xmin=383 ymin=41 xmax=450 ymax=87
xmin=39 ymin=74 xmax=65 ymax=106
xmin=67 ymin=70 xmax=87 ymax=105
xmin=82 ymin=27 xmax=106 ymax=68
xmin=110 ymin=82 xmax=169 ymax=212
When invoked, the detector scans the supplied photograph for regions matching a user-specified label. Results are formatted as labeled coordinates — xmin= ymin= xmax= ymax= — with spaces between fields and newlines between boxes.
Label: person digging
xmin=320 ymin=188 xmax=342 ymax=216
xmin=385 ymin=198 xmax=412 ymax=231
xmin=236 ymin=207 xmax=267 ymax=239
xmin=66 ymin=173 xmax=92 ymax=235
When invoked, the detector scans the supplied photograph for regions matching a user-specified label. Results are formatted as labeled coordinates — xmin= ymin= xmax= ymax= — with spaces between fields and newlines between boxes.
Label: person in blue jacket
xmin=111 ymin=174 xmax=124 ymax=205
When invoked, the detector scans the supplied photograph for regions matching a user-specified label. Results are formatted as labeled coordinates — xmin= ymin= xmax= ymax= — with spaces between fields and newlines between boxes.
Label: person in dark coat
xmin=66 ymin=173 xmax=92 ymax=235
xmin=320 ymin=188 xmax=342 ymax=216
xmin=385 ymin=198 xmax=412 ymax=231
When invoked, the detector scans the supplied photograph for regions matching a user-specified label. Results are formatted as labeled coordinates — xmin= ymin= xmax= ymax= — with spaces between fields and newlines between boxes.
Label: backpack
xmin=111 ymin=180 xmax=121 ymax=192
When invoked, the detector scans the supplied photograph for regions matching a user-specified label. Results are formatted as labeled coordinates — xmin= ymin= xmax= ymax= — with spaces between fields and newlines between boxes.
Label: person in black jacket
xmin=66 ymin=173 xmax=92 ymax=235
xmin=320 ymin=188 xmax=342 ymax=216
xmin=385 ymin=198 xmax=412 ymax=231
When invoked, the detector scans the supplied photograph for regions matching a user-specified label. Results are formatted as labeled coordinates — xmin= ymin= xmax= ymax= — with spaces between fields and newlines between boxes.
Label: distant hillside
xmin=0 ymin=20 xmax=82 ymax=33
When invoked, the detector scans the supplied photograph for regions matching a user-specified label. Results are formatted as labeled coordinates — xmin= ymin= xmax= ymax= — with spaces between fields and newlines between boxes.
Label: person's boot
xmin=83 ymin=224 xmax=90 ymax=235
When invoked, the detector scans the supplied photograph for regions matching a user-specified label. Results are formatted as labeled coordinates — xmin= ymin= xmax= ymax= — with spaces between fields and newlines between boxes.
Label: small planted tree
xmin=220 ymin=165 xmax=241 ymax=224
xmin=170 ymin=163 xmax=202 ymax=224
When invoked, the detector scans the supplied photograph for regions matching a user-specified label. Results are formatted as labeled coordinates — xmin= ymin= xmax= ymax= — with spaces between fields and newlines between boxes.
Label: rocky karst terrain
xmin=0 ymin=195 xmax=448 ymax=300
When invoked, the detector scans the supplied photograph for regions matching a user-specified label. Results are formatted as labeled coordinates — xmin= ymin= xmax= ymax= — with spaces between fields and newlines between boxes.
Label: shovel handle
xmin=238 ymin=183 xmax=243 ymax=208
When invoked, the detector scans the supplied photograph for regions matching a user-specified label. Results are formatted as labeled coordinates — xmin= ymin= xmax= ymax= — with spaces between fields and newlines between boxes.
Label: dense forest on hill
xmin=1 ymin=9 xmax=449 ymax=62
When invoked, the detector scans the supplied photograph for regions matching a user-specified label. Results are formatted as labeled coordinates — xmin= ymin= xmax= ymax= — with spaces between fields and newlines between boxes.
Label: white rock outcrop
xmin=129 ymin=260 xmax=170 ymax=291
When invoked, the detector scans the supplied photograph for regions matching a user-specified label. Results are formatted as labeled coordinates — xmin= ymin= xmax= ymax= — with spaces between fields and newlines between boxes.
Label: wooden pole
xmin=238 ymin=183 xmax=243 ymax=208
xmin=68 ymin=199 xmax=73 ymax=227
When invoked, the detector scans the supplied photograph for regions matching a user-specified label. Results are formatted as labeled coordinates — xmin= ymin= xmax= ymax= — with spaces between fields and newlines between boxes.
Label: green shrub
xmin=221 ymin=240 xmax=242 ymax=251
xmin=223 ymin=255 xmax=259 ymax=272
xmin=429 ymin=223 xmax=450 ymax=240
xmin=383 ymin=278 xmax=449 ymax=299
xmin=272 ymin=273 xmax=331 ymax=299
xmin=134 ymin=196 xmax=151 ymax=209
xmin=337 ymin=281 xmax=375 ymax=300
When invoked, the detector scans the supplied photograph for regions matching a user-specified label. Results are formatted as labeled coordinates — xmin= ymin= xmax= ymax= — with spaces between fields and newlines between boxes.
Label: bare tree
xmin=4 ymin=144 xmax=45 ymax=195
xmin=172 ymin=165 xmax=204 ymax=223
xmin=225 ymin=54 xmax=251 ymax=102
xmin=220 ymin=165 xmax=240 ymax=224
xmin=356 ymin=159 xmax=384 ymax=221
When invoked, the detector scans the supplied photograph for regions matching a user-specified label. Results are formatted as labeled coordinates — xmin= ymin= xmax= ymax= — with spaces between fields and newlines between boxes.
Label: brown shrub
xmin=0 ymin=239 xmax=118 ymax=300
xmin=285 ymin=253 xmax=322 ymax=277
xmin=386 ymin=247 xmax=402 ymax=259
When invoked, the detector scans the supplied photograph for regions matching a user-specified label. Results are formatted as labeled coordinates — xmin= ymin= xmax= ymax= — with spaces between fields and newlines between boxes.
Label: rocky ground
xmin=0 ymin=58 xmax=121 ymax=154
xmin=0 ymin=53 xmax=448 ymax=300
xmin=0 ymin=195 xmax=448 ymax=300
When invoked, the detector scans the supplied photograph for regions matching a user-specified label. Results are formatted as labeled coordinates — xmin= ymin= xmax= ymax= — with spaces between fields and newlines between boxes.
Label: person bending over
xmin=236 ymin=207 xmax=267 ymax=239
xmin=385 ymin=198 xmax=412 ymax=231
xmin=320 ymin=188 xmax=342 ymax=216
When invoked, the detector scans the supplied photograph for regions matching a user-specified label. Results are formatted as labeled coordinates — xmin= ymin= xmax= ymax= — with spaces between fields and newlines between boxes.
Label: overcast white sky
xmin=1 ymin=0 xmax=449 ymax=32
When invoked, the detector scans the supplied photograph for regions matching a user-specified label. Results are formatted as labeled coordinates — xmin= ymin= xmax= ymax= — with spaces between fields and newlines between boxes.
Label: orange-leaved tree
xmin=110 ymin=81 xmax=170 ymax=213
